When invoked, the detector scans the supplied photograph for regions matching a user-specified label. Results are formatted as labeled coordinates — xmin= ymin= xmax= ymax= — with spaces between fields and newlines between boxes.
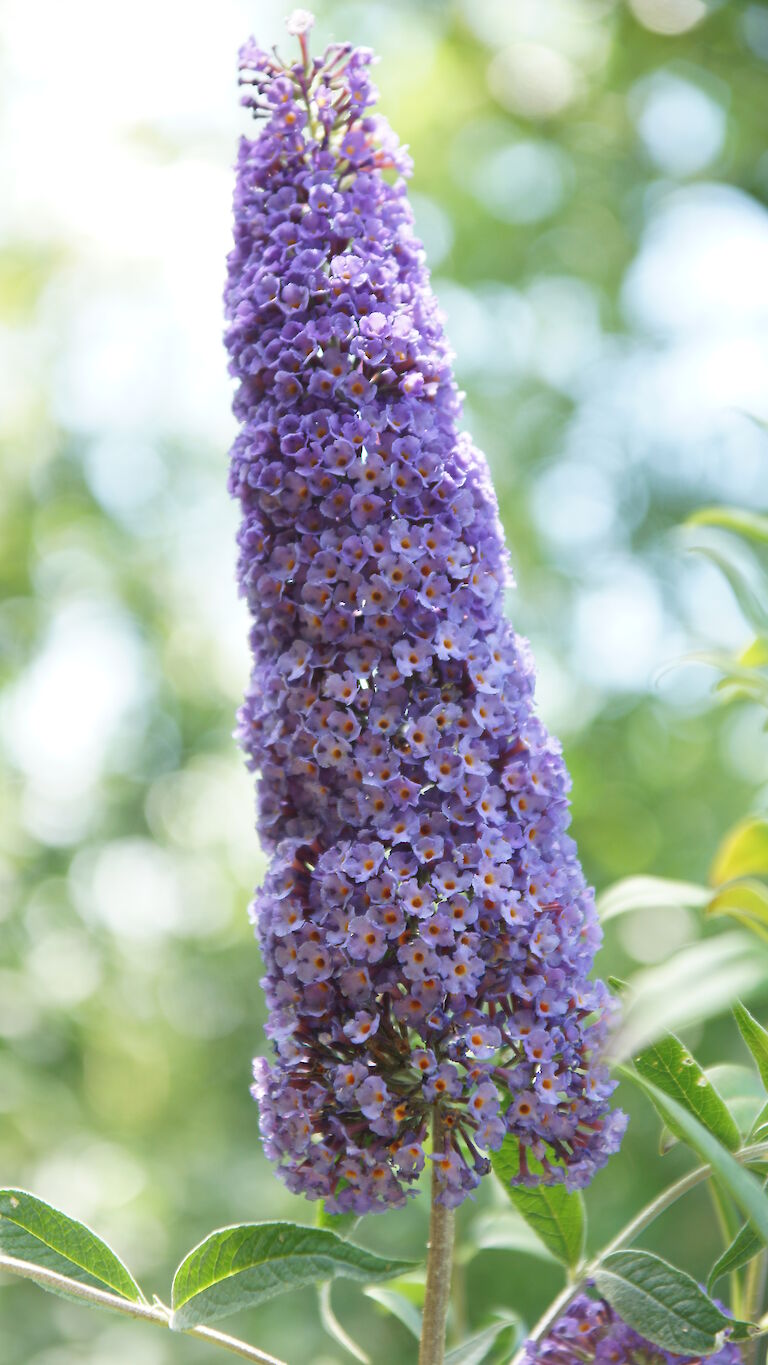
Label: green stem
xmin=708 ymin=1181 xmax=743 ymax=1320
xmin=743 ymin=1250 xmax=768 ymax=1365
xmin=0 ymin=1252 xmax=286 ymax=1365
xmin=510 ymin=1142 xmax=768 ymax=1365
xmin=419 ymin=1109 xmax=456 ymax=1365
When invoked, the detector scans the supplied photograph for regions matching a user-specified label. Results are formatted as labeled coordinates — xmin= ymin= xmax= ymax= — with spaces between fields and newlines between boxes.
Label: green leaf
xmin=750 ymin=1098 xmax=768 ymax=1140
xmin=687 ymin=507 xmax=768 ymax=548
xmin=315 ymin=1202 xmax=360 ymax=1240
xmin=708 ymin=1217 xmax=764 ymax=1293
xmin=712 ymin=819 xmax=768 ymax=885
xmin=734 ymin=1002 xmax=768 ymax=1091
xmin=491 ymin=1137 xmax=585 ymax=1268
xmin=707 ymin=882 xmax=768 ymax=943
xmin=634 ymin=1035 xmax=741 ymax=1152
xmin=611 ymin=933 xmax=768 ymax=1059
xmin=596 ymin=877 xmax=710 ymax=921
xmin=690 ymin=545 xmax=768 ymax=637
xmin=593 ymin=1250 xmax=739 ymax=1356
xmin=364 ymin=1286 xmax=422 ymax=1339
xmin=444 ymin=1314 xmax=520 ymax=1365
xmin=0 ymin=1189 xmax=143 ymax=1304
xmin=171 ymin=1221 xmax=416 ymax=1330
xmin=467 ymin=1210 xmax=557 ymax=1262
xmin=620 ymin=1068 xmax=768 ymax=1243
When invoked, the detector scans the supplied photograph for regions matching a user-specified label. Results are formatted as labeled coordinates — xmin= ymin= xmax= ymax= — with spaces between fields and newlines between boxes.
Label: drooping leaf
xmin=686 ymin=507 xmax=768 ymax=547
xmin=707 ymin=882 xmax=768 ymax=943
xmin=708 ymin=1214 xmax=765 ymax=1294
xmin=594 ymin=1250 xmax=742 ymax=1356
xmin=611 ymin=933 xmax=768 ymax=1059
xmin=467 ymin=1210 xmax=557 ymax=1262
xmin=171 ymin=1221 xmax=415 ymax=1330
xmin=491 ymin=1137 xmax=585 ymax=1268
xmin=634 ymin=1035 xmax=741 ymax=1152
xmin=364 ymin=1285 xmax=423 ymax=1339
xmin=0 ymin=1189 xmax=143 ymax=1305
xmin=596 ymin=877 xmax=709 ymax=922
xmin=712 ymin=819 xmax=768 ymax=886
xmin=620 ymin=1068 xmax=768 ymax=1243
xmin=734 ymin=1002 xmax=768 ymax=1091
xmin=690 ymin=545 xmax=768 ymax=638
xmin=444 ymin=1314 xmax=521 ymax=1365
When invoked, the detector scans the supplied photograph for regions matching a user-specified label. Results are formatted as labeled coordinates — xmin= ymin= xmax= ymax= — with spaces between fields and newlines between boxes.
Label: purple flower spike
xmin=522 ymin=1291 xmax=742 ymax=1365
xmin=226 ymin=14 xmax=626 ymax=1214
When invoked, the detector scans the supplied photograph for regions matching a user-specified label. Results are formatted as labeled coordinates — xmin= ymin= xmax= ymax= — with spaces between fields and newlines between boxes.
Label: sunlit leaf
xmin=0 ymin=1189 xmax=143 ymax=1305
xmin=491 ymin=1137 xmax=585 ymax=1268
xmin=611 ymin=934 xmax=768 ymax=1059
xmin=594 ymin=1251 xmax=744 ymax=1356
xmin=171 ymin=1222 xmax=415 ymax=1330
xmin=690 ymin=545 xmax=768 ymax=637
xmin=634 ymin=1035 xmax=741 ymax=1152
xmin=706 ymin=881 xmax=768 ymax=943
xmin=687 ymin=507 xmax=768 ymax=547
xmin=711 ymin=819 xmax=768 ymax=885
xmin=734 ymin=1002 xmax=768 ymax=1092
xmin=597 ymin=877 xmax=709 ymax=921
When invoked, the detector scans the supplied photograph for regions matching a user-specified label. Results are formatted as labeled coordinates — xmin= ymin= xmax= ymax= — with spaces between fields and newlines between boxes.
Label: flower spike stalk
xmin=225 ymin=12 xmax=626 ymax=1220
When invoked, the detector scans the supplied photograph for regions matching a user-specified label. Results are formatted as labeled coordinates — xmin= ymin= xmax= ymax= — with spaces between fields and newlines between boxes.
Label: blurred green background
xmin=1 ymin=0 xmax=767 ymax=1360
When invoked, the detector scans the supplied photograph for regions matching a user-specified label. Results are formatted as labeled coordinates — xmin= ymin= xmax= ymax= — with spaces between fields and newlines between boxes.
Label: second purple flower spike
xmin=225 ymin=12 xmax=626 ymax=1214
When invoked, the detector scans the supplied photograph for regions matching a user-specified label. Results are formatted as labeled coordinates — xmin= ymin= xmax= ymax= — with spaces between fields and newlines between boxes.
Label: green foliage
xmin=593 ymin=1251 xmax=744 ymax=1356
xmin=443 ymin=1314 xmax=520 ymax=1365
xmin=733 ymin=1002 xmax=768 ymax=1092
xmin=633 ymin=1035 xmax=741 ymax=1152
xmin=491 ymin=1138 xmax=585 ymax=1268
xmin=0 ymin=1189 xmax=143 ymax=1304
xmin=170 ymin=1222 xmax=415 ymax=1331
xmin=708 ymin=1218 xmax=764 ymax=1294
xmin=621 ymin=1068 xmax=768 ymax=1243
xmin=2 ymin=0 xmax=768 ymax=1360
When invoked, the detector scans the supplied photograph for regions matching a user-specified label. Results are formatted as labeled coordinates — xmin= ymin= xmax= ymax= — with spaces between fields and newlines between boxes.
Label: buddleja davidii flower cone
xmin=522 ymin=1292 xmax=742 ymax=1365
xmin=225 ymin=13 xmax=626 ymax=1215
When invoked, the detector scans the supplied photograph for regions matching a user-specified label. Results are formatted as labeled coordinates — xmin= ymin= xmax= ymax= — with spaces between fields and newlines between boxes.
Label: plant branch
xmin=509 ymin=1141 xmax=768 ymax=1365
xmin=0 ymin=1252 xmax=287 ymax=1365
xmin=419 ymin=1108 xmax=456 ymax=1365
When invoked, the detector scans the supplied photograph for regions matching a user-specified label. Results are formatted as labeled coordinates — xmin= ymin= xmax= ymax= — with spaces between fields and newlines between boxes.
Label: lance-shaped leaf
xmin=0 ymin=1189 xmax=143 ymax=1303
xmin=734 ymin=1002 xmax=768 ymax=1091
xmin=687 ymin=507 xmax=768 ymax=546
xmin=444 ymin=1314 xmax=520 ymax=1365
xmin=171 ymin=1221 xmax=415 ymax=1330
xmin=596 ymin=877 xmax=709 ymax=922
xmin=634 ymin=1035 xmax=741 ymax=1152
xmin=594 ymin=1250 xmax=745 ymax=1356
xmin=712 ymin=819 xmax=768 ymax=886
xmin=491 ymin=1137 xmax=585 ymax=1268
xmin=708 ymin=1217 xmax=764 ymax=1294
xmin=619 ymin=1067 xmax=768 ymax=1243
xmin=707 ymin=882 xmax=768 ymax=943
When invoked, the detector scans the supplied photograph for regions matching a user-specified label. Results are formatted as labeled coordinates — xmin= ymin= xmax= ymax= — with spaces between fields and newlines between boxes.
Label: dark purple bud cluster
xmin=522 ymin=1292 xmax=742 ymax=1365
xmin=225 ymin=13 xmax=626 ymax=1213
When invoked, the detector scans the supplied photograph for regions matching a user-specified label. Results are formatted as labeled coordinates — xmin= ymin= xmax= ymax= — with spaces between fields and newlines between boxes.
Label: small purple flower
xmin=521 ymin=1292 xmax=742 ymax=1365
xmin=227 ymin=14 xmax=625 ymax=1215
